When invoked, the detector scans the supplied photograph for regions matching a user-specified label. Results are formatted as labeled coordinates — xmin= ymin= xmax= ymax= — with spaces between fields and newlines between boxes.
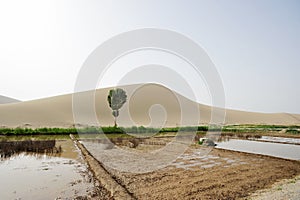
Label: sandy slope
xmin=0 ymin=95 xmax=20 ymax=104
xmin=0 ymin=84 xmax=299 ymax=128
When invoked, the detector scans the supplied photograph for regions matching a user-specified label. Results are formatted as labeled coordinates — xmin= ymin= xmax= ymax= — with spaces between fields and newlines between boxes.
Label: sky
xmin=0 ymin=0 xmax=299 ymax=113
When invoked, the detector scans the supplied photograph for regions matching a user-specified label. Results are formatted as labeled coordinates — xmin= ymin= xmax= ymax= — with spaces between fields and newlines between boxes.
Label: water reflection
xmin=0 ymin=140 xmax=62 ymax=159
xmin=216 ymin=139 xmax=300 ymax=160
xmin=255 ymin=136 xmax=300 ymax=145
xmin=0 ymin=138 xmax=96 ymax=199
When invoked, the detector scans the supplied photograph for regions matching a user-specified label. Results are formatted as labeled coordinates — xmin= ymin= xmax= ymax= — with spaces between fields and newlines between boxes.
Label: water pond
xmin=252 ymin=136 xmax=300 ymax=145
xmin=216 ymin=138 xmax=300 ymax=160
xmin=0 ymin=136 xmax=97 ymax=200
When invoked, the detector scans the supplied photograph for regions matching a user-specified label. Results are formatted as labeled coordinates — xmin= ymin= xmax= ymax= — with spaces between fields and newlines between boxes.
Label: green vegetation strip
xmin=0 ymin=125 xmax=299 ymax=136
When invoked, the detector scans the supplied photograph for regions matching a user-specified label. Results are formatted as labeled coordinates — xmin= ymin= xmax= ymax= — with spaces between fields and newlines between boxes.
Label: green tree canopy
xmin=107 ymin=88 xmax=127 ymax=127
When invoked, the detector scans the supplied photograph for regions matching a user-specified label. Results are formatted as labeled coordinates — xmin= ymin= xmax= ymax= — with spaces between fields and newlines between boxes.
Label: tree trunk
xmin=114 ymin=116 xmax=117 ymax=127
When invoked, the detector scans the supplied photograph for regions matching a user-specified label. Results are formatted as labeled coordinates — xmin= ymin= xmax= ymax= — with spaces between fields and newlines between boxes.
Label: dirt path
xmin=248 ymin=175 xmax=300 ymax=200
xmin=71 ymin=134 xmax=134 ymax=200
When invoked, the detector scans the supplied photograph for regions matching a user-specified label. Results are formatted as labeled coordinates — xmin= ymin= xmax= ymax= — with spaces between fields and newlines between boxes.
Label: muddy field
xmin=98 ymin=146 xmax=300 ymax=200
xmin=2 ymin=135 xmax=298 ymax=199
xmin=0 ymin=137 xmax=111 ymax=200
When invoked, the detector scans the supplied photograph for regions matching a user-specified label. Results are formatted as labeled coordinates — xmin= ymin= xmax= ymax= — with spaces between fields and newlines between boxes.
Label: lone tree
xmin=107 ymin=88 xmax=127 ymax=127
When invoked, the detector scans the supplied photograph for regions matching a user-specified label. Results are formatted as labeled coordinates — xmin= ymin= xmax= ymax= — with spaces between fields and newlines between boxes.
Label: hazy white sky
xmin=0 ymin=0 xmax=299 ymax=113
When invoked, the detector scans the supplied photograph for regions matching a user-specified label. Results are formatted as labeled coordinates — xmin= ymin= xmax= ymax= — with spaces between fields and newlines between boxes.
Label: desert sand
xmin=0 ymin=95 xmax=20 ymax=104
xmin=0 ymin=83 xmax=299 ymax=128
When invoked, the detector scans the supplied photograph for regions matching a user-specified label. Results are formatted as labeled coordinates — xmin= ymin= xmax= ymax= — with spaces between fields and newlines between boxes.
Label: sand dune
xmin=0 ymin=84 xmax=299 ymax=128
xmin=0 ymin=95 xmax=20 ymax=104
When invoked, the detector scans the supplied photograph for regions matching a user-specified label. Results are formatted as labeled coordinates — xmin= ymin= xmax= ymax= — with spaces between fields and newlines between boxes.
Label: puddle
xmin=0 ymin=137 xmax=97 ymax=199
xmin=216 ymin=139 xmax=300 ymax=160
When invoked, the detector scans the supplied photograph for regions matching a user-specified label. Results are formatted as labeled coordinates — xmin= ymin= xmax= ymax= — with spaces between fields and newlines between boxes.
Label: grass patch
xmin=277 ymin=186 xmax=283 ymax=191
xmin=286 ymin=129 xmax=299 ymax=134
xmin=288 ymin=180 xmax=296 ymax=184
xmin=0 ymin=124 xmax=299 ymax=136
xmin=222 ymin=124 xmax=300 ymax=133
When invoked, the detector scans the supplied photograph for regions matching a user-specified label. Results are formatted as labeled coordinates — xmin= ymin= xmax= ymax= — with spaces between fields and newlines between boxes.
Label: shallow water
xmin=0 ymin=137 xmax=96 ymax=199
xmin=216 ymin=139 xmax=300 ymax=160
xmin=253 ymin=136 xmax=300 ymax=145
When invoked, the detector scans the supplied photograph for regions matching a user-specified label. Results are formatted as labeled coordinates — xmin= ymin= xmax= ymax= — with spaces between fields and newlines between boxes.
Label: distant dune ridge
xmin=0 ymin=95 xmax=20 ymax=104
xmin=0 ymin=84 xmax=299 ymax=128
